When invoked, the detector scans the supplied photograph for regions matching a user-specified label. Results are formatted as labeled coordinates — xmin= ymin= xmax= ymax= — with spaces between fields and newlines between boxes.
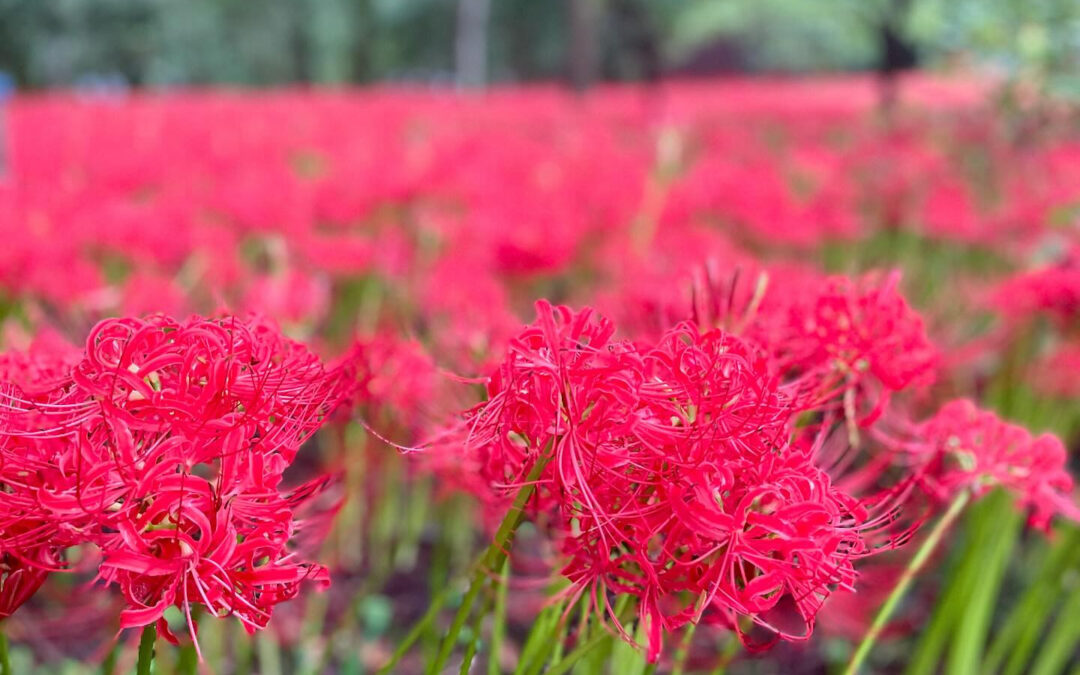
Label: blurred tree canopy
xmin=0 ymin=0 xmax=1077 ymax=94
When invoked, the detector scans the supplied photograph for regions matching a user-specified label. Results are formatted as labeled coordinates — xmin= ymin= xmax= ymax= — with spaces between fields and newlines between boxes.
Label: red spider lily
xmin=436 ymin=301 xmax=914 ymax=662
xmin=0 ymin=332 xmax=89 ymax=437
xmin=913 ymin=399 xmax=1080 ymax=530
xmin=352 ymin=335 xmax=464 ymax=438
xmin=560 ymin=325 xmax=906 ymax=660
xmin=0 ymin=79 xmax=1007 ymax=334
xmin=603 ymin=261 xmax=937 ymax=428
xmin=445 ymin=300 xmax=645 ymax=520
xmin=96 ymin=474 xmax=330 ymax=648
xmin=73 ymin=316 xmax=350 ymax=458
xmin=241 ymin=269 xmax=331 ymax=329
xmin=737 ymin=270 xmax=938 ymax=425
xmin=1031 ymin=342 xmax=1080 ymax=398
xmin=0 ymin=338 xmax=99 ymax=580
xmin=991 ymin=250 xmax=1080 ymax=328
xmin=0 ymin=315 xmax=353 ymax=644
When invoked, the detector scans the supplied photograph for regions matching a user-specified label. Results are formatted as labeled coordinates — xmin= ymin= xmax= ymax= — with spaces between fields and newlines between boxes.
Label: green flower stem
xmin=487 ymin=559 xmax=510 ymax=675
xmin=176 ymin=605 xmax=201 ymax=675
xmin=547 ymin=599 xmax=571 ymax=666
xmin=0 ymin=629 xmax=12 ymax=675
xmin=427 ymin=450 xmax=553 ymax=675
xmin=137 ymin=624 xmax=157 ymax=675
xmin=545 ymin=630 xmax=609 ymax=675
xmin=545 ymin=595 xmax=632 ymax=675
xmin=460 ymin=579 xmax=496 ymax=675
xmin=517 ymin=597 xmax=571 ymax=675
xmin=844 ymin=489 xmax=971 ymax=675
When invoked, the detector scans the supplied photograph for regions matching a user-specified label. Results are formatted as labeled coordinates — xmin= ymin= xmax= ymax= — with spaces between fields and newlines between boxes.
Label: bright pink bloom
xmin=446 ymin=300 xmax=644 ymax=519
xmin=0 ymin=315 xmax=353 ymax=641
xmin=437 ymin=301 xmax=910 ymax=661
xmin=96 ymin=474 xmax=330 ymax=642
xmin=742 ymin=271 xmax=938 ymax=423
xmin=992 ymin=252 xmax=1080 ymax=327
xmin=916 ymin=399 xmax=1080 ymax=530
xmin=602 ymin=263 xmax=937 ymax=426
xmin=1031 ymin=342 xmax=1080 ymax=398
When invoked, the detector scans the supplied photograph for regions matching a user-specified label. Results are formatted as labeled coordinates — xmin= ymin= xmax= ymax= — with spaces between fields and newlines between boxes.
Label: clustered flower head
xmin=991 ymin=247 xmax=1080 ymax=328
xmin=614 ymin=263 xmax=939 ymax=426
xmin=437 ymin=297 xmax=926 ymax=661
xmin=0 ymin=315 xmax=354 ymax=649
xmin=731 ymin=270 xmax=939 ymax=425
xmin=911 ymin=399 xmax=1080 ymax=531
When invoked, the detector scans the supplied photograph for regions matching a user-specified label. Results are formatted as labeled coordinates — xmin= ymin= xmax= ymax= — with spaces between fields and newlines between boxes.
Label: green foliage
xmin=666 ymin=0 xmax=880 ymax=72
xmin=910 ymin=0 xmax=1080 ymax=97
xmin=0 ymin=0 xmax=1077 ymax=88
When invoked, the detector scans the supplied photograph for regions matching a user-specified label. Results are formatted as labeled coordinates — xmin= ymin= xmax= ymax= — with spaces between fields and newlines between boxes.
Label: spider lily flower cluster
xmin=906 ymin=399 xmax=1080 ymax=531
xmin=430 ymin=267 xmax=1080 ymax=664
xmin=0 ymin=315 xmax=354 ymax=648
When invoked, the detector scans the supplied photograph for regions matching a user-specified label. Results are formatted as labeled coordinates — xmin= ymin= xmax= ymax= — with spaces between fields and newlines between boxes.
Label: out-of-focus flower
xmin=915 ymin=399 xmax=1080 ymax=530
xmin=742 ymin=271 xmax=938 ymax=423
xmin=1031 ymin=342 xmax=1080 ymax=398
xmin=992 ymin=254 xmax=1080 ymax=328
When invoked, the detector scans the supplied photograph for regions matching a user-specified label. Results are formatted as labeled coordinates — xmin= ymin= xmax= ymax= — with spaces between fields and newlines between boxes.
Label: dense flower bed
xmin=2 ymin=75 xmax=1080 ymax=673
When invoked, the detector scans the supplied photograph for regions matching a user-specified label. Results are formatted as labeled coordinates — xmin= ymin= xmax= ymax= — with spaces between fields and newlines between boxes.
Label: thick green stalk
xmin=176 ymin=644 xmax=198 ymax=675
xmin=459 ymin=632 xmax=481 ymax=675
xmin=844 ymin=490 xmax=971 ymax=675
xmin=427 ymin=451 xmax=552 ymax=675
xmin=904 ymin=529 xmax=980 ymax=675
xmin=517 ymin=598 xmax=571 ymax=675
xmin=547 ymin=600 xmax=570 ymax=666
xmin=0 ymin=629 xmax=11 ymax=675
xmin=487 ymin=559 xmax=510 ymax=675
xmin=988 ymin=528 xmax=1080 ymax=675
xmin=233 ymin=621 xmax=253 ymax=675
xmin=460 ymin=580 xmax=496 ymax=675
xmin=1029 ymin=583 xmax=1080 ymax=675
xmin=137 ymin=624 xmax=157 ymax=675
xmin=176 ymin=606 xmax=201 ymax=675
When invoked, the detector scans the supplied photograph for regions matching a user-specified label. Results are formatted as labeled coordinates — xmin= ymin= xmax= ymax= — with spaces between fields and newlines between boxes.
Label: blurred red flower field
xmin=2 ymin=75 xmax=1080 ymax=674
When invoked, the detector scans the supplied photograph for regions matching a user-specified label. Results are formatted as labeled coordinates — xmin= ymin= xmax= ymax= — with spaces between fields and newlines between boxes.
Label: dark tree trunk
xmin=877 ymin=0 xmax=918 ymax=115
xmin=610 ymin=0 xmax=660 ymax=82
